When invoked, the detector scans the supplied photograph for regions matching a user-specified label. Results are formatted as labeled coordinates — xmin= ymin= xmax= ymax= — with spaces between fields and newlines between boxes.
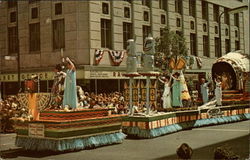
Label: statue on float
xmin=126 ymin=39 xmax=138 ymax=74
xmin=143 ymin=36 xmax=156 ymax=73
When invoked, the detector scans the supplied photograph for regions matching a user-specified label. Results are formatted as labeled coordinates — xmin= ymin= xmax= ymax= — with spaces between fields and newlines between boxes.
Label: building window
xmin=29 ymin=23 xmax=40 ymax=52
xmin=102 ymin=3 xmax=109 ymax=14
xmin=10 ymin=12 xmax=16 ymax=23
xmin=225 ymin=28 xmax=229 ymax=36
xmin=101 ymin=19 xmax=112 ymax=49
xmin=235 ymin=30 xmax=238 ymax=37
xmin=8 ymin=26 xmax=18 ymax=54
xmin=123 ymin=22 xmax=133 ymax=49
xmin=144 ymin=11 xmax=149 ymax=21
xmin=31 ymin=7 xmax=38 ymax=19
xmin=225 ymin=39 xmax=230 ymax=53
xmin=176 ymin=18 xmax=181 ymax=27
xmin=234 ymin=13 xmax=239 ymax=27
xmin=159 ymin=0 xmax=167 ymax=11
xmin=203 ymin=23 xmax=207 ymax=32
xmin=235 ymin=40 xmax=240 ymax=50
xmin=215 ymin=26 xmax=218 ymax=34
xmin=143 ymin=25 xmax=151 ymax=44
xmin=142 ymin=0 xmax=150 ymax=7
xmin=55 ymin=3 xmax=62 ymax=15
xmin=190 ymin=33 xmax=197 ymax=56
xmin=161 ymin=15 xmax=166 ymax=24
xmin=8 ymin=1 xmax=17 ymax=8
xmin=224 ymin=8 xmax=230 ymax=25
xmin=203 ymin=36 xmax=209 ymax=57
xmin=213 ymin=4 xmax=219 ymax=22
xmin=202 ymin=1 xmax=208 ymax=20
xmin=124 ymin=7 xmax=130 ymax=18
xmin=52 ymin=19 xmax=65 ymax=50
xmin=190 ymin=21 xmax=195 ymax=30
xmin=189 ymin=0 xmax=196 ymax=17
xmin=175 ymin=0 xmax=182 ymax=14
xmin=215 ymin=37 xmax=220 ymax=57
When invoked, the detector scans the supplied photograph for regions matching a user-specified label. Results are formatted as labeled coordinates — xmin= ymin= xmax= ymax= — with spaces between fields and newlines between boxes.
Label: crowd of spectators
xmin=76 ymin=88 xmax=128 ymax=114
xmin=0 ymin=96 xmax=28 ymax=133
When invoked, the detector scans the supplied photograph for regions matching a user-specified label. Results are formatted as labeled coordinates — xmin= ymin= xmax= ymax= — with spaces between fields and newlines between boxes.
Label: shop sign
xmin=28 ymin=124 xmax=44 ymax=138
xmin=0 ymin=72 xmax=54 ymax=82
xmin=85 ymin=71 xmax=125 ymax=79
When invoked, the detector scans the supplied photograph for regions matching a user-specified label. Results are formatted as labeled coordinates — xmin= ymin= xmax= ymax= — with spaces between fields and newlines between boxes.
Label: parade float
xmin=122 ymin=37 xmax=250 ymax=138
xmin=13 ymin=63 xmax=126 ymax=152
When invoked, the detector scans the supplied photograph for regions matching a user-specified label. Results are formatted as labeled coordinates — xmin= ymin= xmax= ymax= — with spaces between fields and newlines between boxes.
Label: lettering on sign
xmin=207 ymin=108 xmax=223 ymax=118
xmin=0 ymin=72 xmax=53 ymax=82
xmin=90 ymin=71 xmax=109 ymax=78
xmin=28 ymin=124 xmax=45 ymax=138
xmin=88 ymin=71 xmax=124 ymax=79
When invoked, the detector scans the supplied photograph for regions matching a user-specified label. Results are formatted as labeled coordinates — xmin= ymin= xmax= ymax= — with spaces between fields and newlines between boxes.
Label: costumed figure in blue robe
xmin=63 ymin=57 xmax=78 ymax=109
xmin=171 ymin=72 xmax=182 ymax=107
xmin=200 ymin=78 xmax=211 ymax=104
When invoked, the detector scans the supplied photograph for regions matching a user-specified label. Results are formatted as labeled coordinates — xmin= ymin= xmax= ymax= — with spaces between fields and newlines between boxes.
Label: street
xmin=0 ymin=120 xmax=249 ymax=160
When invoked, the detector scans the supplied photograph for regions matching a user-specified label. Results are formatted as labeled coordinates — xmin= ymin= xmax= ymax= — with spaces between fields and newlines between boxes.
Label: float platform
xmin=15 ymin=109 xmax=126 ymax=151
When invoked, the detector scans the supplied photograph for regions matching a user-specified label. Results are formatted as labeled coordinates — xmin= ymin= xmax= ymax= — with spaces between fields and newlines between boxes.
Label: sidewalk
xmin=0 ymin=133 xmax=19 ymax=151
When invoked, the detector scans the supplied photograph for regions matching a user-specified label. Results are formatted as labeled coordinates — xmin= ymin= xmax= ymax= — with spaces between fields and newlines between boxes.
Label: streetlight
xmin=218 ymin=5 xmax=248 ymax=57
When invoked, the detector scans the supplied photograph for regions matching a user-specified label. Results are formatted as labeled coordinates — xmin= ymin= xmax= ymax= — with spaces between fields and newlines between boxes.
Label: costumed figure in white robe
xmin=215 ymin=77 xmax=222 ymax=106
xmin=238 ymin=73 xmax=244 ymax=92
xmin=158 ymin=75 xmax=172 ymax=108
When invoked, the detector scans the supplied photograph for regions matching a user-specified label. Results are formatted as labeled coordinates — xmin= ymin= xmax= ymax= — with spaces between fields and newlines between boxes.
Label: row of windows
xmin=101 ymin=1 xmax=240 ymax=27
xmin=8 ymin=3 xmax=62 ymax=24
xmin=194 ymin=34 xmax=239 ymax=57
xmin=8 ymin=1 xmax=240 ymax=28
xmin=8 ymin=17 xmax=240 ymax=56
xmin=8 ymin=19 xmax=64 ymax=54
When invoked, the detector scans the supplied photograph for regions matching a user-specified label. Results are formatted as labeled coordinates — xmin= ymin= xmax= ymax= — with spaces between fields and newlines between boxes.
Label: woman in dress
xmin=179 ymin=72 xmax=191 ymax=107
xmin=63 ymin=57 xmax=78 ymax=109
xmin=214 ymin=76 xmax=222 ymax=106
xmin=200 ymin=78 xmax=211 ymax=104
xmin=158 ymin=75 xmax=172 ymax=109
xmin=171 ymin=72 xmax=182 ymax=108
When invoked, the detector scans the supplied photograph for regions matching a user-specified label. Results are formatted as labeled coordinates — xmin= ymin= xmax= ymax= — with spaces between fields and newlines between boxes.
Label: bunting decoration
xmin=108 ymin=50 xmax=126 ymax=66
xmin=95 ymin=49 xmax=104 ymax=65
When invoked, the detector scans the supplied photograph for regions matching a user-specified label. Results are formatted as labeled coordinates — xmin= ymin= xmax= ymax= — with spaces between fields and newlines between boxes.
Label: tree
xmin=155 ymin=27 xmax=188 ymax=72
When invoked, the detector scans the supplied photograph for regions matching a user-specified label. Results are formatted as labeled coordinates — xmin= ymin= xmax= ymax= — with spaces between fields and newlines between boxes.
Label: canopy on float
xmin=212 ymin=50 xmax=249 ymax=90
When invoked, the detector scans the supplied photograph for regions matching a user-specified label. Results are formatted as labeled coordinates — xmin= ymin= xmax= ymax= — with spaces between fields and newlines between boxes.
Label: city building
xmin=0 ymin=0 xmax=248 ymax=97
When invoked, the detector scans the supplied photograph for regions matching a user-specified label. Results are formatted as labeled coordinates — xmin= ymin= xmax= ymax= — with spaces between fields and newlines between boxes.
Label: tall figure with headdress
xmin=63 ymin=57 xmax=78 ymax=109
